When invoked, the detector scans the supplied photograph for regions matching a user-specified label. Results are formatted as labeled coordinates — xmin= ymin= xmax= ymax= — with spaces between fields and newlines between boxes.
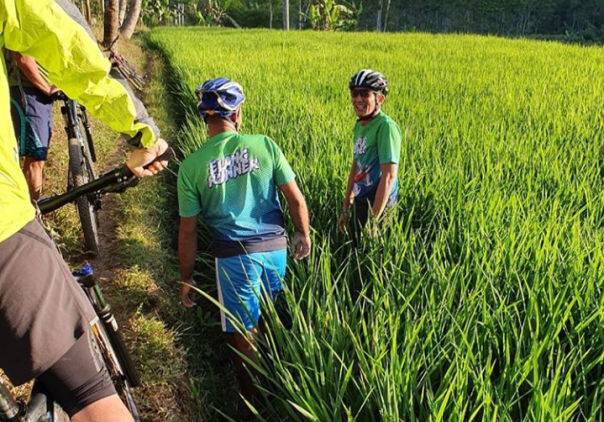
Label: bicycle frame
xmin=74 ymin=268 xmax=141 ymax=388
xmin=60 ymin=98 xmax=97 ymax=168
xmin=0 ymin=385 xmax=53 ymax=422
xmin=38 ymin=165 xmax=137 ymax=215
xmin=38 ymin=147 xmax=174 ymax=215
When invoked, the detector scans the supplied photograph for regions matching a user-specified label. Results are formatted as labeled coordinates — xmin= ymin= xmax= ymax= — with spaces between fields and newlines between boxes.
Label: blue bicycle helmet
xmin=195 ymin=77 xmax=245 ymax=120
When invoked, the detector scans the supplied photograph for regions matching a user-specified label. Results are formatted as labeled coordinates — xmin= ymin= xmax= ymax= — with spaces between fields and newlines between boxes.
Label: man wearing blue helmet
xmin=177 ymin=77 xmax=311 ymax=405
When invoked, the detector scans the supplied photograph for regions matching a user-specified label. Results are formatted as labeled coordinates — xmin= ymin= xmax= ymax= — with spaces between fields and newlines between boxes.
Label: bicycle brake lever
xmin=50 ymin=90 xmax=66 ymax=102
xmin=144 ymin=147 xmax=175 ymax=169
xmin=122 ymin=147 xmax=175 ymax=178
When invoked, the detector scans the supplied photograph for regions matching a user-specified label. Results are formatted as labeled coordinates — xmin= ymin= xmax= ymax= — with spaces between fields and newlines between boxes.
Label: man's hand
xmin=127 ymin=138 xmax=169 ymax=178
xmin=49 ymin=89 xmax=65 ymax=102
xmin=180 ymin=278 xmax=197 ymax=308
xmin=292 ymin=232 xmax=311 ymax=260
xmin=337 ymin=211 xmax=349 ymax=234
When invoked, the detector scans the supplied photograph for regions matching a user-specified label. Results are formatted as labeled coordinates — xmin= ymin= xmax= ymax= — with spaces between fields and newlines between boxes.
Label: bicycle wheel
xmin=116 ymin=64 xmax=145 ymax=92
xmin=91 ymin=322 xmax=142 ymax=422
xmin=118 ymin=54 xmax=144 ymax=82
xmin=68 ymin=136 xmax=100 ymax=258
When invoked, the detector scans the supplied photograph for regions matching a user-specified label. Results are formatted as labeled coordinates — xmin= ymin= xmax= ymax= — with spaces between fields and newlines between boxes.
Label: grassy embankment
xmin=37 ymin=37 xmax=224 ymax=421
xmin=147 ymin=28 xmax=604 ymax=422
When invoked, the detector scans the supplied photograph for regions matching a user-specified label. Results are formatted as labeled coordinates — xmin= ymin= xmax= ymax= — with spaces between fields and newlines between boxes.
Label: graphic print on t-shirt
xmin=207 ymin=148 xmax=260 ymax=188
xmin=353 ymin=136 xmax=367 ymax=155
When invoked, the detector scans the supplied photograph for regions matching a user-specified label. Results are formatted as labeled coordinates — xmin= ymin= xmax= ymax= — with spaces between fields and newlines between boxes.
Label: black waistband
xmin=212 ymin=236 xmax=288 ymax=258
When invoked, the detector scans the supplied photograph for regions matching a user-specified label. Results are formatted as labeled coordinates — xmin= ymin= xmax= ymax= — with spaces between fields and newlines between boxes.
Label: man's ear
xmin=377 ymin=93 xmax=386 ymax=105
xmin=232 ymin=106 xmax=242 ymax=122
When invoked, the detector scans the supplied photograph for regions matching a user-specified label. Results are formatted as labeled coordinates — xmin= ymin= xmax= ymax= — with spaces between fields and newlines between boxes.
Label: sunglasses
xmin=350 ymin=89 xmax=374 ymax=99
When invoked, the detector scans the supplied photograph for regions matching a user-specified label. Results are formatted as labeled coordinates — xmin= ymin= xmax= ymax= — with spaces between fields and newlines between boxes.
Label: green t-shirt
xmin=352 ymin=112 xmax=402 ymax=199
xmin=178 ymin=130 xmax=295 ymax=247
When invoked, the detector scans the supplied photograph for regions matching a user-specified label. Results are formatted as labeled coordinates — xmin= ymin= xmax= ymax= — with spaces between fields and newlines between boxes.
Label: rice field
xmin=147 ymin=28 xmax=604 ymax=421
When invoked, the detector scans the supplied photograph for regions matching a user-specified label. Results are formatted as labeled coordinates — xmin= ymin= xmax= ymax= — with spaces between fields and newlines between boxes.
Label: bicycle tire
xmin=68 ymin=136 xmax=100 ymax=258
xmin=116 ymin=64 xmax=145 ymax=92
xmin=118 ymin=55 xmax=144 ymax=81
xmin=91 ymin=322 xmax=142 ymax=422
xmin=113 ymin=55 xmax=145 ymax=91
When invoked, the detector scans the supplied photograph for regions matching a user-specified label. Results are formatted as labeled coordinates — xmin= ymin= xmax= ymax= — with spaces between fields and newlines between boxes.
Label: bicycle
xmin=54 ymin=91 xmax=101 ymax=258
xmin=0 ymin=148 xmax=174 ymax=422
xmin=104 ymin=37 xmax=146 ymax=93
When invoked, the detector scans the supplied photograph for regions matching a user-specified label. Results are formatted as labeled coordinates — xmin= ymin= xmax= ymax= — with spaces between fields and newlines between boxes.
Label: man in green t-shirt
xmin=338 ymin=69 xmax=402 ymax=244
xmin=177 ymin=78 xmax=310 ymax=407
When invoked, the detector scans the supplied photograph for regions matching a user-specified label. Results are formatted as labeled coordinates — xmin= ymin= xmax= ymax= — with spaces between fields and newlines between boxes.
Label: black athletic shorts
xmin=0 ymin=219 xmax=96 ymax=385
xmin=37 ymin=329 xmax=117 ymax=416
xmin=0 ymin=220 xmax=116 ymax=415
xmin=350 ymin=187 xmax=397 ymax=246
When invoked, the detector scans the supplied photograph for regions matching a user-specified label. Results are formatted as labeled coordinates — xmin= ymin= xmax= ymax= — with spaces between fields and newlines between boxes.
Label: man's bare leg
xmin=71 ymin=395 xmax=134 ymax=422
xmin=23 ymin=157 xmax=45 ymax=201
xmin=232 ymin=329 xmax=262 ymax=405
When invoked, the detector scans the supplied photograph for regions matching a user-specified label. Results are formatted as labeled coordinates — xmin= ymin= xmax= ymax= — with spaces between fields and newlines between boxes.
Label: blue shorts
xmin=215 ymin=249 xmax=286 ymax=333
xmin=10 ymin=87 xmax=53 ymax=160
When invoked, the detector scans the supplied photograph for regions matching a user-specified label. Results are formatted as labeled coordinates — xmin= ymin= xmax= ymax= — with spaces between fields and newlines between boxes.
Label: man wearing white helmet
xmin=338 ymin=69 xmax=403 ymax=244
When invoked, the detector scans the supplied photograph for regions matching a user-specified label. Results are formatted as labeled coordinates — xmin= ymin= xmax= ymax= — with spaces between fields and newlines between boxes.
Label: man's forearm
xmin=178 ymin=228 xmax=197 ymax=281
xmin=290 ymin=199 xmax=310 ymax=236
xmin=13 ymin=54 xmax=52 ymax=95
xmin=372 ymin=176 xmax=395 ymax=220
xmin=342 ymin=163 xmax=357 ymax=210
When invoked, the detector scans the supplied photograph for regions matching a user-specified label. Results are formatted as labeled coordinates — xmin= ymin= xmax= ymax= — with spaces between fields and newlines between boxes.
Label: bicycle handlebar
xmin=38 ymin=147 xmax=175 ymax=215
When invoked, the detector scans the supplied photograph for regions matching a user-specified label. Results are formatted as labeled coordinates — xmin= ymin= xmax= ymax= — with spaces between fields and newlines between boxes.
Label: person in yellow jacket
xmin=0 ymin=0 xmax=168 ymax=421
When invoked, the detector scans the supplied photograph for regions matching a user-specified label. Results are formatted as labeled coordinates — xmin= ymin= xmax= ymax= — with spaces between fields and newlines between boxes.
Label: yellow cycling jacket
xmin=0 ymin=0 xmax=156 ymax=243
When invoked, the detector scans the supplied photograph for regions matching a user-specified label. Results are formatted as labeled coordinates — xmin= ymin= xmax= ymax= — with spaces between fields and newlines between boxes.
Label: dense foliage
xmin=360 ymin=0 xmax=604 ymax=40
xmin=148 ymin=28 xmax=604 ymax=421
xmin=76 ymin=0 xmax=604 ymax=41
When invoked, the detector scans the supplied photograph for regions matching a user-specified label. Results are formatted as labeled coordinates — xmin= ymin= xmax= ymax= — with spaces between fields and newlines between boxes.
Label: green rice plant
xmin=147 ymin=28 xmax=604 ymax=421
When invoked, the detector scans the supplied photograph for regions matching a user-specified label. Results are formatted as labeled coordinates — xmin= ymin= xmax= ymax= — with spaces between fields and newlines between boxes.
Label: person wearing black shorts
xmin=0 ymin=0 xmax=169 ymax=420
xmin=0 ymin=220 xmax=120 ymax=418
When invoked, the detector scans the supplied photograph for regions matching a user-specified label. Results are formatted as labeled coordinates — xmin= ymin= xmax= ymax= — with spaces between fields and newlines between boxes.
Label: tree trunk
xmin=302 ymin=0 xmax=310 ymax=28
xmin=118 ymin=0 xmax=127 ymax=25
xmin=120 ymin=0 xmax=128 ymax=26
xmin=283 ymin=0 xmax=290 ymax=30
xmin=83 ymin=0 xmax=92 ymax=23
xmin=224 ymin=13 xmax=241 ymax=28
xmin=269 ymin=0 xmax=274 ymax=29
xmin=103 ymin=0 xmax=119 ymax=49
xmin=384 ymin=0 xmax=391 ymax=32
xmin=376 ymin=0 xmax=384 ymax=31
xmin=120 ymin=0 xmax=142 ymax=40
xmin=298 ymin=0 xmax=302 ymax=29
